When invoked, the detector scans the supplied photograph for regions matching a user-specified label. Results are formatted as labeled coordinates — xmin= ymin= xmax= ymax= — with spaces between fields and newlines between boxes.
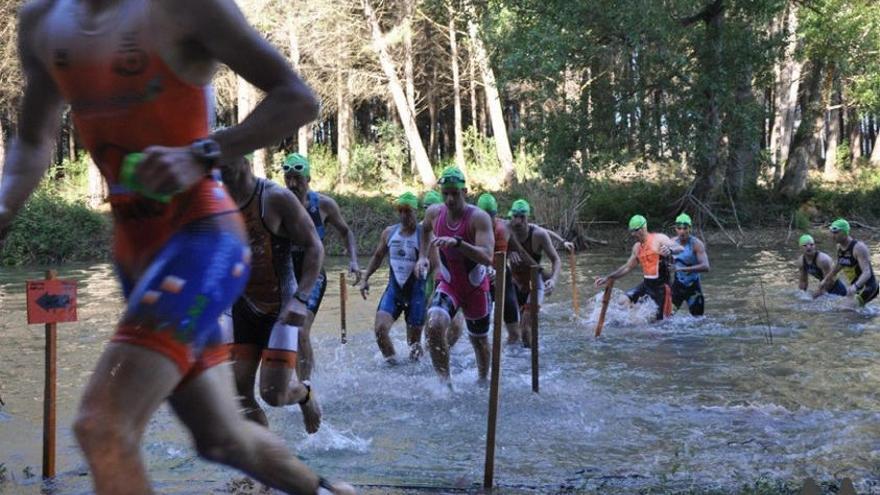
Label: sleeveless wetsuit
xmin=230 ymin=179 xmax=299 ymax=366
xmin=511 ymin=226 xmax=546 ymax=309
xmin=291 ymin=190 xmax=327 ymax=313
xmin=802 ymin=253 xmax=847 ymax=297
xmin=430 ymin=205 xmax=490 ymax=335
xmin=625 ymin=234 xmax=672 ymax=320
xmin=837 ymin=239 xmax=879 ymax=305
xmin=377 ymin=224 xmax=426 ymax=326
xmin=44 ymin=0 xmax=246 ymax=376
xmin=671 ymin=236 xmax=705 ymax=316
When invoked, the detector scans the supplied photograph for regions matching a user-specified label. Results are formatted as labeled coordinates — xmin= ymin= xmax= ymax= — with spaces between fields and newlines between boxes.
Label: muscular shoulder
xmin=470 ymin=207 xmax=493 ymax=231
xmin=263 ymin=180 xmax=298 ymax=211
xmin=317 ymin=192 xmax=340 ymax=213
xmin=424 ymin=204 xmax=442 ymax=223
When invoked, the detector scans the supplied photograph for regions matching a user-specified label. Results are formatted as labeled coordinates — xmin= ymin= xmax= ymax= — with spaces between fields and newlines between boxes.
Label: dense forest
xmin=0 ymin=0 xmax=879 ymax=261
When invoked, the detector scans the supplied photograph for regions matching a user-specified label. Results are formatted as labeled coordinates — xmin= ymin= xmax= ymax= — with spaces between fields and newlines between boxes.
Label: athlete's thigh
xmin=79 ymin=342 xmax=181 ymax=429
xmin=168 ymin=362 xmax=248 ymax=443
xmin=230 ymin=346 xmax=261 ymax=398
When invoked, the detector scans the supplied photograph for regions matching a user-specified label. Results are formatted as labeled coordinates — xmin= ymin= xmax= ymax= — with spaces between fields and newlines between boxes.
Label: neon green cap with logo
xmin=675 ymin=213 xmax=692 ymax=226
xmin=282 ymin=153 xmax=310 ymax=177
xmin=477 ymin=193 xmax=498 ymax=214
xmin=438 ymin=166 xmax=466 ymax=189
xmin=396 ymin=192 xmax=419 ymax=210
xmin=422 ymin=190 xmax=443 ymax=208
xmin=629 ymin=214 xmax=647 ymax=230
xmin=830 ymin=218 xmax=850 ymax=234
xmin=509 ymin=199 xmax=531 ymax=216
xmin=799 ymin=234 xmax=815 ymax=246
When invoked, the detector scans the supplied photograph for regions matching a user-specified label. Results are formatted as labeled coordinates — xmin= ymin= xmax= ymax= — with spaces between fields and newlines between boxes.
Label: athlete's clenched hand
xmin=136 ymin=146 xmax=208 ymax=197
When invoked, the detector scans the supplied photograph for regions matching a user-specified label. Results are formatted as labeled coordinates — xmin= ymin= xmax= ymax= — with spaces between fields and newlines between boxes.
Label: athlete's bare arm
xmin=0 ymin=1 xmax=66 ymax=241
xmin=268 ymin=184 xmax=324 ymax=324
xmin=360 ymin=227 xmax=392 ymax=299
xmin=133 ymin=0 xmax=318 ymax=197
xmin=417 ymin=205 xmax=439 ymax=277
xmin=851 ymin=242 xmax=874 ymax=292
xmin=798 ymin=256 xmax=809 ymax=291
xmin=536 ymin=228 xmax=561 ymax=291
xmin=546 ymin=228 xmax=575 ymax=252
xmin=677 ymin=238 xmax=710 ymax=274
xmin=820 ymin=259 xmax=844 ymax=292
xmin=595 ymin=243 xmax=639 ymax=288
xmin=656 ymin=233 xmax=684 ymax=256
xmin=464 ymin=209 xmax=495 ymax=266
xmin=320 ymin=194 xmax=361 ymax=284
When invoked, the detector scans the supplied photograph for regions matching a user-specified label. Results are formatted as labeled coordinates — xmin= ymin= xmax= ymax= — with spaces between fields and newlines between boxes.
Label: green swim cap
xmin=675 ymin=213 xmax=692 ymax=226
xmin=282 ymin=153 xmax=310 ymax=177
xmin=477 ymin=193 xmax=498 ymax=214
xmin=438 ymin=166 xmax=466 ymax=188
xmin=629 ymin=214 xmax=647 ymax=230
xmin=830 ymin=218 xmax=850 ymax=234
xmin=396 ymin=192 xmax=419 ymax=210
xmin=510 ymin=199 xmax=531 ymax=216
xmin=422 ymin=190 xmax=443 ymax=208
xmin=799 ymin=234 xmax=815 ymax=246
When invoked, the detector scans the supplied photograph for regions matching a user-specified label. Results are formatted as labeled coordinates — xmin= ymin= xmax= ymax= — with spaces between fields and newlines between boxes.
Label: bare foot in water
xmin=321 ymin=481 xmax=357 ymax=494
xmin=298 ymin=381 xmax=322 ymax=434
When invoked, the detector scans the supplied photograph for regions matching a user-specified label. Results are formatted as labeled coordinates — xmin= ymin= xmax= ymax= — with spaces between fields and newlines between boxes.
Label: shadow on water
xmin=3 ymin=243 xmax=880 ymax=493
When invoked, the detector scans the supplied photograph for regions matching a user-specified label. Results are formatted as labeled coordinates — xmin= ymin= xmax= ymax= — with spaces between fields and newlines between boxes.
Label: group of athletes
xmin=0 ymin=1 xmax=876 ymax=494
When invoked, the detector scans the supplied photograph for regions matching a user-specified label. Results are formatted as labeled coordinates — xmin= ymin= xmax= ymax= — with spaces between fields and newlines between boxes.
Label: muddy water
xmin=2 ymin=243 xmax=880 ymax=494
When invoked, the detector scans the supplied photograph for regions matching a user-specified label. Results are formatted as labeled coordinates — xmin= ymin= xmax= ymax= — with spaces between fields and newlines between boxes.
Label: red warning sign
xmin=26 ymin=279 xmax=78 ymax=324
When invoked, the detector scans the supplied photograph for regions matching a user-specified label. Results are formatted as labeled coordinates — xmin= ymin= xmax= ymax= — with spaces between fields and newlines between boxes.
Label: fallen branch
xmin=686 ymin=193 xmax=740 ymax=246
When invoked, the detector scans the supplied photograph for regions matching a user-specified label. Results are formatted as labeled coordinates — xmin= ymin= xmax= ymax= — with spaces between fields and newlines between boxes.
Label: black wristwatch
xmin=190 ymin=138 xmax=222 ymax=170
xmin=293 ymin=291 xmax=310 ymax=305
xmin=454 ymin=236 xmax=463 ymax=248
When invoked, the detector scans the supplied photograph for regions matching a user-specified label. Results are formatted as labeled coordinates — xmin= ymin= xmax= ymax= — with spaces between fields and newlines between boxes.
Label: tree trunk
xmin=337 ymin=71 xmax=353 ymax=183
xmin=67 ymin=113 xmax=76 ymax=162
xmin=823 ymin=81 xmax=841 ymax=180
xmin=287 ymin=17 xmax=310 ymax=156
xmin=468 ymin=14 xmax=515 ymax=185
xmin=86 ymin=156 xmax=104 ymax=207
xmin=449 ymin=3 xmax=465 ymax=170
xmin=428 ymin=83 xmax=437 ymax=160
xmin=362 ymin=0 xmax=436 ymax=186
xmin=847 ymin=107 xmax=862 ymax=162
xmin=769 ymin=3 xmax=802 ymax=185
xmin=778 ymin=60 xmax=825 ymax=198
xmin=468 ymin=45 xmax=477 ymax=130
xmin=690 ymin=0 xmax=725 ymax=201
xmin=403 ymin=0 xmax=417 ymax=168
xmin=237 ymin=76 xmax=266 ymax=177
xmin=0 ymin=118 xmax=5 ymax=179
xmin=871 ymin=131 xmax=880 ymax=166
xmin=726 ymin=62 xmax=760 ymax=197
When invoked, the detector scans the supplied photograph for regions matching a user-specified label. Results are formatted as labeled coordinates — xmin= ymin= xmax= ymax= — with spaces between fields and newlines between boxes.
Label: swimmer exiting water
xmin=797 ymin=233 xmax=847 ymax=298
xmin=594 ymin=215 xmax=683 ymax=322
xmin=821 ymin=219 xmax=879 ymax=306
xmin=670 ymin=213 xmax=709 ymax=316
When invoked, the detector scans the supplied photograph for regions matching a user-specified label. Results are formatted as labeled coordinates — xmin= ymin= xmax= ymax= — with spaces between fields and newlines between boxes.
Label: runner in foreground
xmin=0 ymin=0 xmax=353 ymax=492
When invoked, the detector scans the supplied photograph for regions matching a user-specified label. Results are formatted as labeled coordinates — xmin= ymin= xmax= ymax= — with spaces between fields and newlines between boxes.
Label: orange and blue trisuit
xmin=45 ymin=1 xmax=248 ymax=380
xmin=625 ymin=234 xmax=673 ymax=320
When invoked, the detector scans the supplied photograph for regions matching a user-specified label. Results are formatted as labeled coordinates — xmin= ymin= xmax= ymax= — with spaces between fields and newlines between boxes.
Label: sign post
xmin=483 ymin=252 xmax=506 ymax=491
xmin=26 ymin=270 xmax=77 ymax=479
xmin=530 ymin=266 xmax=540 ymax=394
xmin=339 ymin=272 xmax=348 ymax=344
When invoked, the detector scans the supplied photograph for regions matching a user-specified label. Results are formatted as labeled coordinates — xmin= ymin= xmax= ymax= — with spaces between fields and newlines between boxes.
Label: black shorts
xmin=671 ymin=279 xmax=704 ymax=316
xmin=232 ymin=298 xmax=277 ymax=349
xmin=490 ymin=268 xmax=520 ymax=324
xmin=626 ymin=280 xmax=672 ymax=321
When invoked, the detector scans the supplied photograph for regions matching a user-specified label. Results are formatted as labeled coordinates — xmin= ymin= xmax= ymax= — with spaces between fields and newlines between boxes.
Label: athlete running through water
xmin=360 ymin=192 xmax=426 ymax=363
xmin=821 ymin=219 xmax=879 ymax=306
xmin=797 ymin=233 xmax=847 ymax=298
xmin=417 ymin=167 xmax=494 ymax=385
xmin=670 ymin=213 xmax=709 ymax=316
xmin=0 ymin=0 xmax=353 ymax=493
xmin=221 ymin=155 xmax=324 ymax=433
xmin=594 ymin=215 xmax=683 ymax=322
xmin=476 ymin=193 xmax=521 ymax=345
xmin=282 ymin=153 xmax=361 ymax=384
xmin=423 ymin=190 xmax=467 ymax=348
xmin=506 ymin=199 xmax=561 ymax=347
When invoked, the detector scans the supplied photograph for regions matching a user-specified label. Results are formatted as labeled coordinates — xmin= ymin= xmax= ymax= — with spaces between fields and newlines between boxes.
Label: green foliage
xmin=323 ymin=193 xmax=396 ymax=256
xmin=1 ymin=186 xmax=111 ymax=266
xmin=580 ymin=180 xmax=688 ymax=226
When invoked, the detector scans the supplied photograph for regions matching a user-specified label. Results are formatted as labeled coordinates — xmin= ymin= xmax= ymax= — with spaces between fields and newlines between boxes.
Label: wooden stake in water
xmin=530 ymin=265 xmax=540 ymax=394
xmin=569 ymin=250 xmax=579 ymax=316
xmin=484 ymin=252 xmax=507 ymax=491
xmin=595 ymin=279 xmax=615 ymax=338
xmin=340 ymin=272 xmax=347 ymax=344
xmin=43 ymin=270 xmax=57 ymax=479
